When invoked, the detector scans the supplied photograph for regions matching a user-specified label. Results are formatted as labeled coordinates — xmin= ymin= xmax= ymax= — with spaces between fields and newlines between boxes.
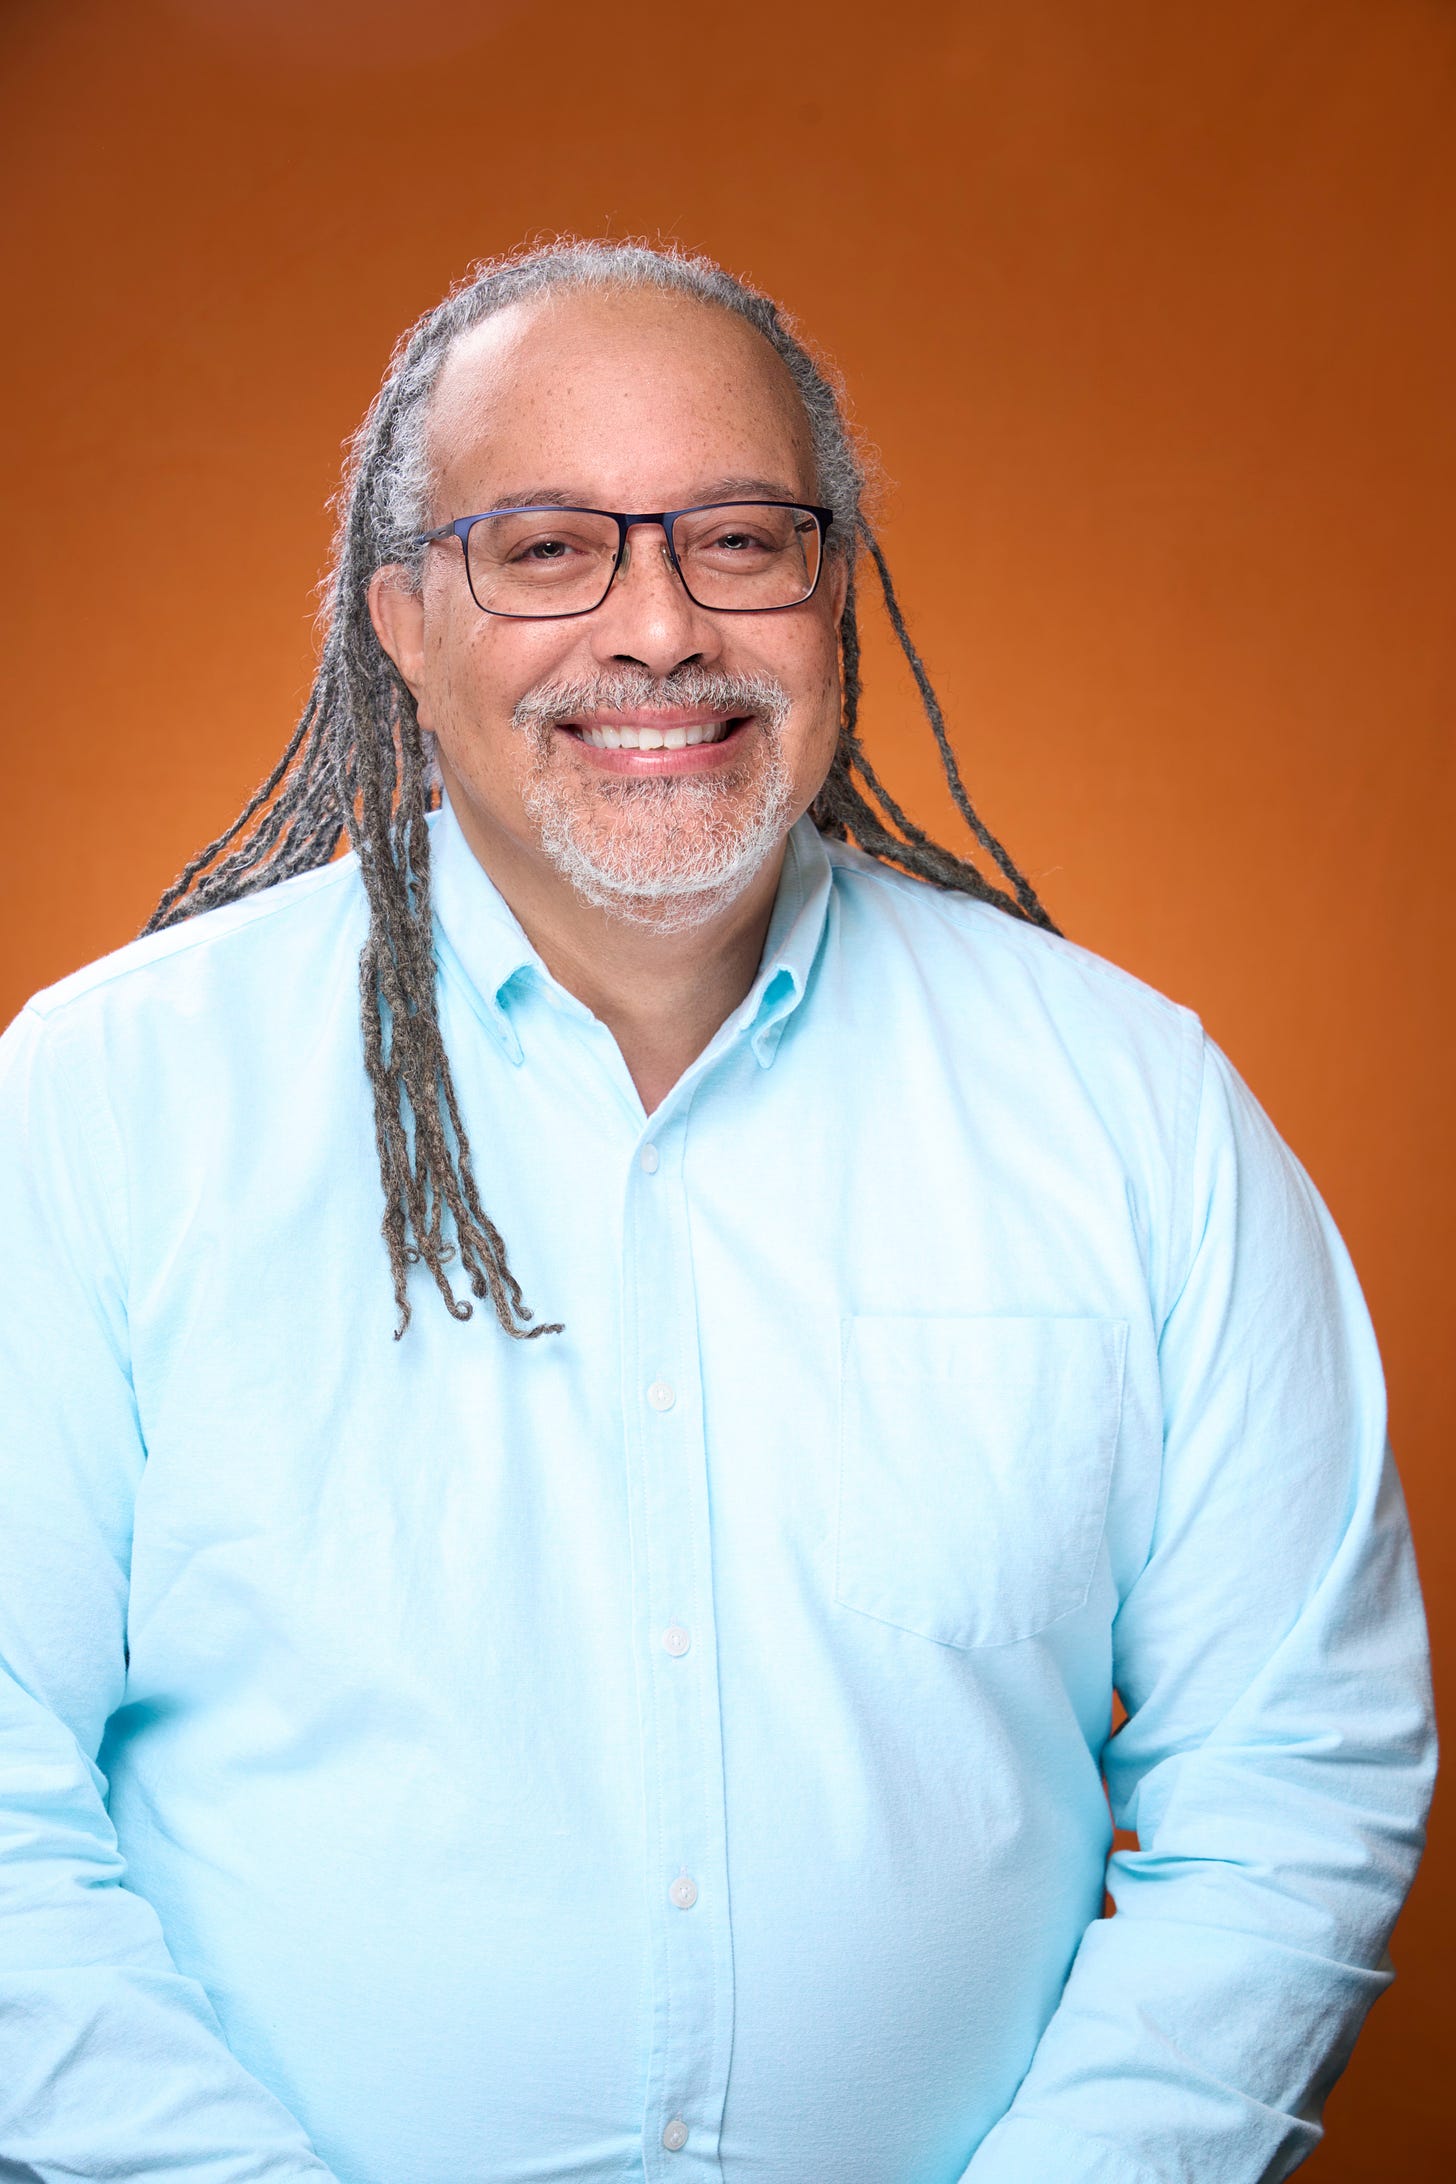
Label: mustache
xmin=511 ymin=665 xmax=792 ymax=734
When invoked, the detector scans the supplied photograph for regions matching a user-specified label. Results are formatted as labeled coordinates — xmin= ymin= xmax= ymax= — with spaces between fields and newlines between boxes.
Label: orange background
xmin=1 ymin=0 xmax=1451 ymax=2173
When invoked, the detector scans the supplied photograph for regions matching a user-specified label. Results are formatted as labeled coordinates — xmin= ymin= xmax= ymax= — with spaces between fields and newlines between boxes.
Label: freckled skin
xmin=372 ymin=291 xmax=845 ymax=911
xmin=369 ymin=287 xmax=848 ymax=1108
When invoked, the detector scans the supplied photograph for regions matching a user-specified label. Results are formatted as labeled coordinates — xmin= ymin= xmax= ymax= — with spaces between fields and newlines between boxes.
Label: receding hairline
xmin=423 ymin=280 xmax=817 ymax=501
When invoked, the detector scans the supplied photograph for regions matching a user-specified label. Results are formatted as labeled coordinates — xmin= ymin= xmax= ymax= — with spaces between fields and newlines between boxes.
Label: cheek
xmin=793 ymin=622 xmax=845 ymax=755
xmin=771 ymin=627 xmax=843 ymax=817
xmin=427 ymin=621 xmax=562 ymax=761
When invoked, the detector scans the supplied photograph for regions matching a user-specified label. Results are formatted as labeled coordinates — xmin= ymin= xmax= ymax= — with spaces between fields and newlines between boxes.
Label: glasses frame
xmin=412 ymin=499 xmax=836 ymax=620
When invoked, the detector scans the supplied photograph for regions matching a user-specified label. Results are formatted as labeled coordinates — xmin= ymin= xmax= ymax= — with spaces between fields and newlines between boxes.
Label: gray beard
xmin=512 ymin=667 xmax=795 ymax=934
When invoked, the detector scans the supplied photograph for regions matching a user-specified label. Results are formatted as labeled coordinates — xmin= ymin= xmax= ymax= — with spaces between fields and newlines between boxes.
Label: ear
xmin=827 ymin=550 xmax=850 ymax=628
xmin=369 ymin=566 xmax=428 ymax=698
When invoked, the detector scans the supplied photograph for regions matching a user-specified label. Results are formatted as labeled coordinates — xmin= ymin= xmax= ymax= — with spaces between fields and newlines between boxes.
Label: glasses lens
xmin=464 ymin=508 xmax=619 ymax=616
xmin=671 ymin=503 xmax=822 ymax=610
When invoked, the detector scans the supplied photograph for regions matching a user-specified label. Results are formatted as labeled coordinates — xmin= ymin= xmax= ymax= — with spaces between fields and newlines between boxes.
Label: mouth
xmin=554 ymin=710 xmax=753 ymax=770
xmin=571 ymin=717 xmax=740 ymax=751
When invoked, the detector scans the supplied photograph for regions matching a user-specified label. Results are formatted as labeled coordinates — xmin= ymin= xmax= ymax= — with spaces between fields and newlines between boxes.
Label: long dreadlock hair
xmin=145 ymin=238 xmax=1058 ymax=1341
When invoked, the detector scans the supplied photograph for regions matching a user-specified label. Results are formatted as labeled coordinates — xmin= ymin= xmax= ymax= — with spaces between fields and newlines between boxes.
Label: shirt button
xmin=669 ymin=1874 xmax=699 ymax=1910
xmin=640 ymin=1144 xmax=660 ymax=1174
xmin=661 ymin=1624 xmax=691 ymax=1657
xmin=647 ymin=1379 xmax=676 ymax=1412
xmin=662 ymin=2119 xmax=689 ymax=2152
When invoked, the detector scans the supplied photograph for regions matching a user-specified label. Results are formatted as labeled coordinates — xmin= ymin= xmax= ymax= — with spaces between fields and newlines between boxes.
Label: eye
xmin=691 ymin=521 xmax=780 ymax=561
xmin=473 ymin=512 xmax=618 ymax=584
xmin=510 ymin=531 xmax=585 ymax=564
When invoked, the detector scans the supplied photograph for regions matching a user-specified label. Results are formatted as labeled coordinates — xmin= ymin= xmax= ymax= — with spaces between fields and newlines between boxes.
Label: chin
xmin=523 ymin=753 xmax=796 ymax=927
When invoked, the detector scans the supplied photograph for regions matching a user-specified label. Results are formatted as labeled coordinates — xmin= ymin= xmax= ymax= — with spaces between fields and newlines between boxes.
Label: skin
xmin=369 ymin=288 xmax=848 ymax=1114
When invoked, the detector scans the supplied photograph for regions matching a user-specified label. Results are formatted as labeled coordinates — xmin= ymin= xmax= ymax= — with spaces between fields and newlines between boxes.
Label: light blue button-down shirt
xmin=0 ymin=799 xmax=1434 ymax=2184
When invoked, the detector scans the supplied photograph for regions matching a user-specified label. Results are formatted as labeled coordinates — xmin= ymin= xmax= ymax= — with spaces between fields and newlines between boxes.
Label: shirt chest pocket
xmin=834 ymin=1314 xmax=1128 ymax=1649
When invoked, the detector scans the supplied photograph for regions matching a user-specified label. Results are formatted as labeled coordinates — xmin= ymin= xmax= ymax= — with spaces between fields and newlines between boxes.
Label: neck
xmin=442 ymin=789 xmax=789 ymax=1116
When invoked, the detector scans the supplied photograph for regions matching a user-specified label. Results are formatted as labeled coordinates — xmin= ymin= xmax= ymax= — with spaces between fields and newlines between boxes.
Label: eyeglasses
xmin=412 ymin=500 xmax=834 ymax=619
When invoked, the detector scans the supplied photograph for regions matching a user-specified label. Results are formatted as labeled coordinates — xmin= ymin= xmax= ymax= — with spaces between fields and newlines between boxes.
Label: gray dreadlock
xmin=145 ymin=237 xmax=1059 ymax=1340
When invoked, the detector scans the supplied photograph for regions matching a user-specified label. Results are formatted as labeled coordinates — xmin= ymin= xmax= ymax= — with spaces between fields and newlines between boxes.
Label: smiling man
xmin=367 ymin=284 xmax=852 ymax=1129
xmin=0 ymin=240 xmax=1435 ymax=2184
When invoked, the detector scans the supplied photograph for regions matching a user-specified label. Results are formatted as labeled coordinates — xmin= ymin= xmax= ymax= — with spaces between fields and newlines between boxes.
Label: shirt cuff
xmin=961 ymin=2114 xmax=1168 ymax=2184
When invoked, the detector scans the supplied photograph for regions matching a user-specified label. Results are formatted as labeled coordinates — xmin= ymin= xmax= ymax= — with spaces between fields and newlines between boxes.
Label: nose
xmin=585 ymin=520 xmax=724 ymax=679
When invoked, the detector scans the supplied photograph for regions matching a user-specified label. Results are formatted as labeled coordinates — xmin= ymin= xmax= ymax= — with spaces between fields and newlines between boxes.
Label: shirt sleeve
xmin=0 ymin=1003 xmax=340 ymax=2180
xmin=962 ymin=1029 xmax=1437 ymax=2184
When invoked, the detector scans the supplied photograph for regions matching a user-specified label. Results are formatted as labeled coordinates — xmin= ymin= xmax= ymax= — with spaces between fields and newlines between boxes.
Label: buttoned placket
xmin=621 ymin=1073 xmax=736 ymax=2182
xmin=429 ymin=803 xmax=828 ymax=2176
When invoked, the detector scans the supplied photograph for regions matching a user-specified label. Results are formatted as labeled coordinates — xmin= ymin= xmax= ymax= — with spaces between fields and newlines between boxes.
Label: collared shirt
xmin=0 ymin=797 xmax=1434 ymax=2184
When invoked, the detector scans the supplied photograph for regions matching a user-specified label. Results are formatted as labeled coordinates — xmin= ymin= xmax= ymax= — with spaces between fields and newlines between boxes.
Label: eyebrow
xmin=471 ymin=476 xmax=810 ymax=514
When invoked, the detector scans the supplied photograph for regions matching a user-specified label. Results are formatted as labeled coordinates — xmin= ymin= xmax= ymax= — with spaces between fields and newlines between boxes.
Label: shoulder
xmin=816 ymin=841 xmax=1218 ymax=1321
xmin=17 ymin=853 xmax=368 ymax=1038
xmin=5 ymin=854 xmax=371 ymax=1157
xmin=821 ymin=837 xmax=1200 ymax=1070
xmin=2 ymin=853 xmax=374 ymax=1229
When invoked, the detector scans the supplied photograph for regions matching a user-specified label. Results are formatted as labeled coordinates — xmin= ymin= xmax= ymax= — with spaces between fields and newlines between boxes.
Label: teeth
xmin=577 ymin=720 xmax=734 ymax=751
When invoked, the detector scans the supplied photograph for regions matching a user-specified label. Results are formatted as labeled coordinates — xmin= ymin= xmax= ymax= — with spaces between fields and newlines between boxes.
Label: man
xmin=0 ymin=239 xmax=1435 ymax=2183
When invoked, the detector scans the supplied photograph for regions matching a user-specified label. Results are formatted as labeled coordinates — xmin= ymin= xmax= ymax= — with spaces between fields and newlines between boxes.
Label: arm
xmin=0 ymin=1003 xmax=340 ymax=2180
xmin=963 ymin=1033 xmax=1436 ymax=2184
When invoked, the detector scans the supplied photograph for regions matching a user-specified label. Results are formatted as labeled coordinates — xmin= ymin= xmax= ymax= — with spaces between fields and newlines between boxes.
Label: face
xmin=370 ymin=288 xmax=848 ymax=934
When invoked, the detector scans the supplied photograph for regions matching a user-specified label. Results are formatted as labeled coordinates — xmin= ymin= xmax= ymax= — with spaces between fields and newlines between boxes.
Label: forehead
xmin=425 ymin=287 xmax=814 ymax=509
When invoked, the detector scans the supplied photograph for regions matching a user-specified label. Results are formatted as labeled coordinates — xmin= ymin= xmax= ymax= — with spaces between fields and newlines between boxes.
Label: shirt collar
xmin=428 ymin=792 xmax=833 ymax=1071
xmin=735 ymin=813 xmax=833 ymax=1069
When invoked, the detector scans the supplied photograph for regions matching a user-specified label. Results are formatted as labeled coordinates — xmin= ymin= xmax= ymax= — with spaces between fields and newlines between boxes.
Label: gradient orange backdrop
xmin=2 ymin=1 xmax=1452 ymax=2174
